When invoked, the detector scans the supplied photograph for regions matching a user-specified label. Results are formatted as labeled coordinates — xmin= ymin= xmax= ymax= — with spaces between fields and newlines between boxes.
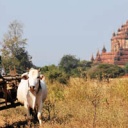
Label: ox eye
xmin=37 ymin=76 xmax=40 ymax=79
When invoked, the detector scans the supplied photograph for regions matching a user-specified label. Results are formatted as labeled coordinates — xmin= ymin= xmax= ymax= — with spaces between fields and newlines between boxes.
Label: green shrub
xmin=87 ymin=64 xmax=125 ymax=79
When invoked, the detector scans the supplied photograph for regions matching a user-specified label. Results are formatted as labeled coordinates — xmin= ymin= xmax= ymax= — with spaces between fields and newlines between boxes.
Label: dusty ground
xmin=0 ymin=99 xmax=40 ymax=128
xmin=1 ymin=78 xmax=128 ymax=128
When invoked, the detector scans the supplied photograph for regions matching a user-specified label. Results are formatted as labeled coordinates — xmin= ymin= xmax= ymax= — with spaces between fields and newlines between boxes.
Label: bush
xmin=87 ymin=64 xmax=125 ymax=79
xmin=41 ymin=65 xmax=69 ymax=84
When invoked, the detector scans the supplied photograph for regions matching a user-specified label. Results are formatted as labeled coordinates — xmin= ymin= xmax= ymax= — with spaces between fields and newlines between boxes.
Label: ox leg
xmin=37 ymin=103 xmax=43 ymax=126
xmin=24 ymin=102 xmax=31 ymax=120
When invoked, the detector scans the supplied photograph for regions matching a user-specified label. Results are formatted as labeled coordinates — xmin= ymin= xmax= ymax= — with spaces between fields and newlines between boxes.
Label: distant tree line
xmin=41 ymin=54 xmax=126 ymax=84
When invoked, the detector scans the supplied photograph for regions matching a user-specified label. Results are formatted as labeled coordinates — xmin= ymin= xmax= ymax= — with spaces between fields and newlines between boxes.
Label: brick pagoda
xmin=92 ymin=20 xmax=128 ymax=66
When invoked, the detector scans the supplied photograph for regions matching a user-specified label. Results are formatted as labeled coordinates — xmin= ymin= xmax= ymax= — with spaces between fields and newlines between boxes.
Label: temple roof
xmin=111 ymin=20 xmax=128 ymax=40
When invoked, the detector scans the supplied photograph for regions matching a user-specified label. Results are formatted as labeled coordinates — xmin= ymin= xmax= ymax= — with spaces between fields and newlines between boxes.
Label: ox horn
xmin=38 ymin=68 xmax=41 ymax=72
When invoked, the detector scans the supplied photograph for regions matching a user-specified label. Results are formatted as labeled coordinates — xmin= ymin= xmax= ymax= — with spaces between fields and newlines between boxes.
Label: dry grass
xmin=0 ymin=78 xmax=128 ymax=127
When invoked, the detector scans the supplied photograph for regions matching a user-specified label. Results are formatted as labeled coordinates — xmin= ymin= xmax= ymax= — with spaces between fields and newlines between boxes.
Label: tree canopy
xmin=1 ymin=20 xmax=33 ymax=74
xmin=59 ymin=54 xmax=79 ymax=74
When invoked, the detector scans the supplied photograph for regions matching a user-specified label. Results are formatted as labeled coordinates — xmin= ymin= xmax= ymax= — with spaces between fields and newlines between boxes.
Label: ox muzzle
xmin=28 ymin=78 xmax=41 ymax=93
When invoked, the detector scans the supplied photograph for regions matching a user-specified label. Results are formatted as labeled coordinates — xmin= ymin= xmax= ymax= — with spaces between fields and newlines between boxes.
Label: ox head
xmin=27 ymin=68 xmax=40 ymax=92
xmin=21 ymin=68 xmax=40 ymax=92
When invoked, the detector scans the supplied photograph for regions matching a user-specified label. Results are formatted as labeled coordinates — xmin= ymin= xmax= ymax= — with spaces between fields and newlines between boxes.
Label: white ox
xmin=17 ymin=68 xmax=47 ymax=126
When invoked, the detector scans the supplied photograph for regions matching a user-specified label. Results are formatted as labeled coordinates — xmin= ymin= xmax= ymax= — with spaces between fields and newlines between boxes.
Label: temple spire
xmin=96 ymin=50 xmax=100 ymax=56
xmin=102 ymin=45 xmax=106 ymax=53
xmin=91 ymin=54 xmax=94 ymax=62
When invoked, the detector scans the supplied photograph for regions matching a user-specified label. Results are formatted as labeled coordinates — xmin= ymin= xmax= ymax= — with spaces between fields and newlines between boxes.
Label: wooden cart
xmin=0 ymin=68 xmax=21 ymax=107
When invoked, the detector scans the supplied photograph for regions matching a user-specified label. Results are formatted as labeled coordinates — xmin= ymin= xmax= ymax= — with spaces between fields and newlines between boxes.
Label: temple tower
xmin=111 ymin=21 xmax=128 ymax=52
xmin=92 ymin=20 xmax=128 ymax=66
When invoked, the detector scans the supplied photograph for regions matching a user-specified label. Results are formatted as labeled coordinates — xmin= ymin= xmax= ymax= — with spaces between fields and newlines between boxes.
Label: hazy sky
xmin=0 ymin=0 xmax=128 ymax=66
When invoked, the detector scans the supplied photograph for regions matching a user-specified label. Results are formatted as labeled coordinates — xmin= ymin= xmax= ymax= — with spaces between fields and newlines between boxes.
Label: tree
xmin=59 ymin=55 xmax=79 ymax=74
xmin=1 ymin=20 xmax=33 ymax=73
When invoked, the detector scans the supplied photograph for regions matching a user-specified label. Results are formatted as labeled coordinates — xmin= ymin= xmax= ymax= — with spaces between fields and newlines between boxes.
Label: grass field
xmin=0 ymin=77 xmax=128 ymax=128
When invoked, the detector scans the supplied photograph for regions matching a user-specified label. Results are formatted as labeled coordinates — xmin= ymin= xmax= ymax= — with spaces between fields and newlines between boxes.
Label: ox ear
xmin=21 ymin=72 xmax=28 ymax=80
xmin=40 ymin=74 xmax=45 ymax=81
